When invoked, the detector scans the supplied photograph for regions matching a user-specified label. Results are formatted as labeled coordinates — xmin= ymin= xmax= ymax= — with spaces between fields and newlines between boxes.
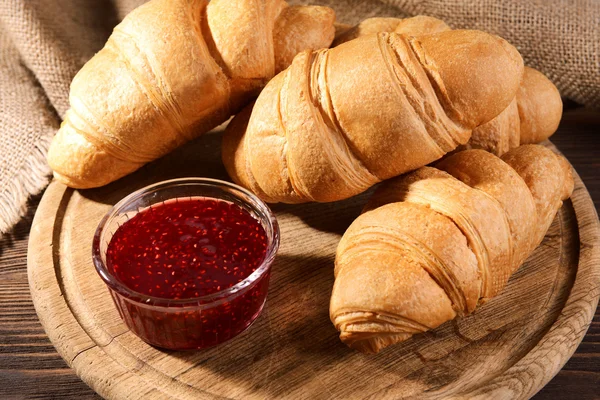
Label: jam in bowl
xmin=92 ymin=178 xmax=279 ymax=350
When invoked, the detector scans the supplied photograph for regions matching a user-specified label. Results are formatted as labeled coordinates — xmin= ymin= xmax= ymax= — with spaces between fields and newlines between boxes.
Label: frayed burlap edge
xmin=0 ymin=21 xmax=58 ymax=236
xmin=0 ymin=135 xmax=53 ymax=235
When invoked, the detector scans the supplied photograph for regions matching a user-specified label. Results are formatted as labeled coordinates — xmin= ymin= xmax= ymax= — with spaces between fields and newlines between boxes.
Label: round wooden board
xmin=28 ymin=133 xmax=600 ymax=400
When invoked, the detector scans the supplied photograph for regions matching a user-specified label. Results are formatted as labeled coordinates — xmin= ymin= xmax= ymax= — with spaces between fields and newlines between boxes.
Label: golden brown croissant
xmin=330 ymin=145 xmax=574 ymax=353
xmin=334 ymin=16 xmax=563 ymax=156
xmin=47 ymin=0 xmax=335 ymax=188
xmin=222 ymin=29 xmax=524 ymax=203
xmin=333 ymin=15 xmax=452 ymax=46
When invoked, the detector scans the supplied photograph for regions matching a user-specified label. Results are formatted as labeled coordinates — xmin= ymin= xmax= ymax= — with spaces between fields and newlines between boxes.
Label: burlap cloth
xmin=0 ymin=0 xmax=598 ymax=235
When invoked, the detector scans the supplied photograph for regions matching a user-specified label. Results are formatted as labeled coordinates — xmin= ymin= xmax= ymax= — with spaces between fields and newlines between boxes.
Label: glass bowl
xmin=92 ymin=178 xmax=279 ymax=350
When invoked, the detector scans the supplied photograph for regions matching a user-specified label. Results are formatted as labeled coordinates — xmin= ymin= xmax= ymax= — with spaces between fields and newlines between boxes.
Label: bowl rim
xmin=92 ymin=177 xmax=279 ymax=309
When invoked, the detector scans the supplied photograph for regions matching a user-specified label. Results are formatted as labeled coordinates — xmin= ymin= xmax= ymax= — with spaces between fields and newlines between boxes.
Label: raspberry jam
xmin=99 ymin=194 xmax=274 ymax=350
xmin=107 ymin=199 xmax=268 ymax=299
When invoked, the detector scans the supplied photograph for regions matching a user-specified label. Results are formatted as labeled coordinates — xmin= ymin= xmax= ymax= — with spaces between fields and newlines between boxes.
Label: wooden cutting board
xmin=27 ymin=132 xmax=600 ymax=400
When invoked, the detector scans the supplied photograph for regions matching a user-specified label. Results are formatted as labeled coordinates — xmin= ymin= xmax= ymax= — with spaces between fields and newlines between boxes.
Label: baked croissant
xmin=330 ymin=145 xmax=574 ymax=353
xmin=334 ymin=16 xmax=563 ymax=156
xmin=47 ymin=0 xmax=335 ymax=188
xmin=333 ymin=15 xmax=452 ymax=45
xmin=222 ymin=29 xmax=524 ymax=203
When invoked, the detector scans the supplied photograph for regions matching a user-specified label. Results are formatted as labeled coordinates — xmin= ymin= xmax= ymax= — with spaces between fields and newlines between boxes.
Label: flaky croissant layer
xmin=223 ymin=29 xmax=524 ymax=204
xmin=334 ymin=16 xmax=563 ymax=157
xmin=330 ymin=145 xmax=573 ymax=354
xmin=47 ymin=0 xmax=335 ymax=188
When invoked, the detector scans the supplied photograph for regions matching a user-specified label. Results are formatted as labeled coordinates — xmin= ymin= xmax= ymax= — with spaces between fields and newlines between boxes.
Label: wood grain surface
xmin=1 ymin=108 xmax=598 ymax=399
xmin=20 ymin=107 xmax=600 ymax=399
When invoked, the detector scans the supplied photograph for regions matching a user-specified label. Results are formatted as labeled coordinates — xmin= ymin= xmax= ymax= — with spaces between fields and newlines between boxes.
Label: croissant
xmin=330 ymin=145 xmax=574 ymax=353
xmin=47 ymin=0 xmax=335 ymax=188
xmin=222 ymin=29 xmax=524 ymax=203
xmin=333 ymin=15 xmax=452 ymax=45
xmin=334 ymin=16 xmax=563 ymax=156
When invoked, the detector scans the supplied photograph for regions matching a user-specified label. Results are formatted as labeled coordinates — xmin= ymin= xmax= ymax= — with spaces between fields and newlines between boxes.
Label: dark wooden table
xmin=1 ymin=108 xmax=598 ymax=399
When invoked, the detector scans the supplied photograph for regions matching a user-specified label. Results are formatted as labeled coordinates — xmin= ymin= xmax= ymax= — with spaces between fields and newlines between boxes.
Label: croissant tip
xmin=339 ymin=329 xmax=414 ymax=354
xmin=340 ymin=335 xmax=381 ymax=354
